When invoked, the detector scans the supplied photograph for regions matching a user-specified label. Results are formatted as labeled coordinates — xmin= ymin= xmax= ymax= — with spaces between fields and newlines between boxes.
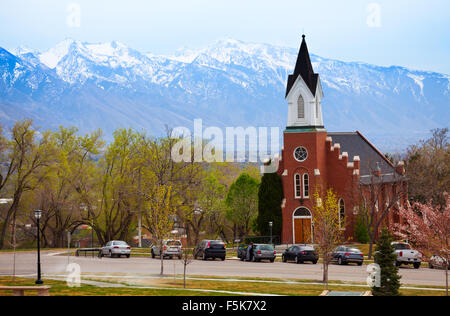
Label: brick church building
xmin=275 ymin=35 xmax=407 ymax=244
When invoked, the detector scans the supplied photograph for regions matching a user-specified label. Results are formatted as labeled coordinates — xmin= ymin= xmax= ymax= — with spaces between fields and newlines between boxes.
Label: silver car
xmin=100 ymin=240 xmax=131 ymax=258
xmin=151 ymin=240 xmax=183 ymax=259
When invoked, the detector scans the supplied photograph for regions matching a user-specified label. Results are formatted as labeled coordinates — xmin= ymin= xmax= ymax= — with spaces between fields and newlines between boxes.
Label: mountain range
xmin=0 ymin=38 xmax=449 ymax=152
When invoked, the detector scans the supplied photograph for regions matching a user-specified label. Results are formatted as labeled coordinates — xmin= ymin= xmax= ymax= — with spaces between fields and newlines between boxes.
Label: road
xmin=0 ymin=251 xmax=446 ymax=287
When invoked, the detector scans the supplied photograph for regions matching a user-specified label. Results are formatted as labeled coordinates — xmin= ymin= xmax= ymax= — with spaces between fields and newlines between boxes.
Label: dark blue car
xmin=331 ymin=246 xmax=364 ymax=266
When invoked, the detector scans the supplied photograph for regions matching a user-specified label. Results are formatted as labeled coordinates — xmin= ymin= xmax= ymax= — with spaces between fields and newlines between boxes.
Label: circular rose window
xmin=294 ymin=146 xmax=308 ymax=162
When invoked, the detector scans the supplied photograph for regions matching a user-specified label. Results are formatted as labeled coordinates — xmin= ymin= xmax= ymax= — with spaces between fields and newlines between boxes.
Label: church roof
xmin=286 ymin=35 xmax=318 ymax=97
xmin=328 ymin=132 xmax=404 ymax=184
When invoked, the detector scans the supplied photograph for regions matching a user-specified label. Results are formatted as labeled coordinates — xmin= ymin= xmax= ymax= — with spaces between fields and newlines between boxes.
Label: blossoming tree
xmin=392 ymin=193 xmax=449 ymax=296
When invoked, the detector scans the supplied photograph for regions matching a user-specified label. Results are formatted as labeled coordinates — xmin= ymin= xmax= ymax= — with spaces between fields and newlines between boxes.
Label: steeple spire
xmin=286 ymin=34 xmax=318 ymax=97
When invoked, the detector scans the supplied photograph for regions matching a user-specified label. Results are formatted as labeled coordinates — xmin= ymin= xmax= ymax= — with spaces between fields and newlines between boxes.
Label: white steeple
xmin=285 ymin=35 xmax=324 ymax=129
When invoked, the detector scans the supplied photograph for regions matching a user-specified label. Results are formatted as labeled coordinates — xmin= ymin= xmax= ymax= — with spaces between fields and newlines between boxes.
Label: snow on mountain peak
xmin=12 ymin=45 xmax=37 ymax=57
xmin=1 ymin=38 xmax=449 ymax=152
xmin=39 ymin=38 xmax=75 ymax=69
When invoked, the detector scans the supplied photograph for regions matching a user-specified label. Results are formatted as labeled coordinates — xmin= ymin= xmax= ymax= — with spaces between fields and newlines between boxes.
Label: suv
xmin=151 ymin=240 xmax=183 ymax=259
xmin=282 ymin=245 xmax=318 ymax=264
xmin=392 ymin=242 xmax=421 ymax=269
xmin=194 ymin=240 xmax=226 ymax=261
xmin=238 ymin=244 xmax=276 ymax=262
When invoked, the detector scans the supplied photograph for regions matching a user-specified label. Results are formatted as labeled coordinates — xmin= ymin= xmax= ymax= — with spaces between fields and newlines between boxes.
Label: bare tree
xmin=181 ymin=245 xmax=194 ymax=288
xmin=405 ymin=128 xmax=449 ymax=207
xmin=355 ymin=168 xmax=408 ymax=259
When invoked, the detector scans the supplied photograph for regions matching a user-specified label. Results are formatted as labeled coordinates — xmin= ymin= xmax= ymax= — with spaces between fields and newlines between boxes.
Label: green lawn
xmin=3 ymin=273 xmax=443 ymax=297
xmin=0 ymin=276 xmax=232 ymax=296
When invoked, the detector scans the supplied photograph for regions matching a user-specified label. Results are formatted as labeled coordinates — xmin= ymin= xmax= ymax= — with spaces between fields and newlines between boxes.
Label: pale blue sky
xmin=1 ymin=0 xmax=449 ymax=73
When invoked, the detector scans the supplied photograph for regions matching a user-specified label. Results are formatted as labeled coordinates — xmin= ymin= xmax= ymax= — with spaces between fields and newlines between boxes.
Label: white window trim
xmin=293 ymin=146 xmax=308 ymax=162
xmin=294 ymin=174 xmax=301 ymax=199
xmin=298 ymin=94 xmax=305 ymax=119
xmin=302 ymin=173 xmax=309 ymax=199
xmin=292 ymin=207 xmax=313 ymax=244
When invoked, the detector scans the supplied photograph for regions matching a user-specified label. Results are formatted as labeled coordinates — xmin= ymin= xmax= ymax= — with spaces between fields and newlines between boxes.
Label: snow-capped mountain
xmin=1 ymin=39 xmax=449 ymax=152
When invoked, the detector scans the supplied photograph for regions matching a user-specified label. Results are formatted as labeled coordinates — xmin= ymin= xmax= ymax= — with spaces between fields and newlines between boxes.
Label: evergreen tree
xmin=256 ymin=173 xmax=283 ymax=239
xmin=354 ymin=210 xmax=370 ymax=244
xmin=373 ymin=228 xmax=402 ymax=296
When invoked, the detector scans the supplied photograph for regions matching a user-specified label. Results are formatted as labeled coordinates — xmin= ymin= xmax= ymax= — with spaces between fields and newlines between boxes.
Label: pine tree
xmin=256 ymin=173 xmax=283 ymax=239
xmin=354 ymin=211 xmax=370 ymax=244
xmin=373 ymin=228 xmax=402 ymax=296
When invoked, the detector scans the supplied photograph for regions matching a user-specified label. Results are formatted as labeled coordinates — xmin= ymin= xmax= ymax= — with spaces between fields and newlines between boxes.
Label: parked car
xmin=392 ymin=242 xmax=421 ymax=269
xmin=151 ymin=240 xmax=183 ymax=259
xmin=237 ymin=244 xmax=276 ymax=262
xmin=100 ymin=240 xmax=131 ymax=258
xmin=428 ymin=255 xmax=450 ymax=270
xmin=282 ymin=245 xmax=318 ymax=264
xmin=331 ymin=246 xmax=364 ymax=266
xmin=194 ymin=240 xmax=226 ymax=261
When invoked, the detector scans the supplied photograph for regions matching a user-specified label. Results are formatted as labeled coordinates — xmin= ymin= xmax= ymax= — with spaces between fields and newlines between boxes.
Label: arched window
xmin=338 ymin=198 xmax=345 ymax=230
xmin=303 ymin=174 xmax=309 ymax=198
xmin=297 ymin=95 xmax=305 ymax=119
xmin=294 ymin=174 xmax=301 ymax=198
xmin=294 ymin=207 xmax=312 ymax=217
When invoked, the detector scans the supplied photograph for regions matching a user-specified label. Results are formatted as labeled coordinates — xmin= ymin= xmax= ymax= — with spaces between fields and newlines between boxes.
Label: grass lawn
xmin=0 ymin=276 xmax=230 ymax=296
xmin=1 ymin=274 xmax=446 ymax=296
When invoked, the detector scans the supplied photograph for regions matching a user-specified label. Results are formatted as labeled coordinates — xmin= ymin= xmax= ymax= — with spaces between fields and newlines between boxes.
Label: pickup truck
xmin=392 ymin=242 xmax=422 ymax=269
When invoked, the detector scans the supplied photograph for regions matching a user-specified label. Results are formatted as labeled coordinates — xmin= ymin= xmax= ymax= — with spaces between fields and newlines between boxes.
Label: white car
xmin=392 ymin=242 xmax=421 ymax=269
xmin=429 ymin=255 xmax=450 ymax=270
xmin=100 ymin=240 xmax=131 ymax=258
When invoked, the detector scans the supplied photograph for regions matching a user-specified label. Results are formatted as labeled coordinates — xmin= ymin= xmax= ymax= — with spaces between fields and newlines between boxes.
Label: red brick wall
xmin=279 ymin=131 xmax=361 ymax=243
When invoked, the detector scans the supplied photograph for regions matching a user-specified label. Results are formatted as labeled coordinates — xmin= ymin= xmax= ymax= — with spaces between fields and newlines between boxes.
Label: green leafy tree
xmin=142 ymin=184 xmax=176 ymax=275
xmin=373 ymin=228 xmax=401 ymax=296
xmin=312 ymin=188 xmax=343 ymax=289
xmin=192 ymin=171 xmax=227 ymax=243
xmin=226 ymin=173 xmax=259 ymax=240
xmin=256 ymin=172 xmax=283 ymax=239
xmin=30 ymin=127 xmax=103 ymax=247
xmin=0 ymin=120 xmax=55 ymax=249
xmin=76 ymin=129 xmax=139 ymax=245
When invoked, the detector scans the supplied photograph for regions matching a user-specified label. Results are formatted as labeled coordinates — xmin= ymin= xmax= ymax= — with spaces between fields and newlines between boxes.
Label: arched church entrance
xmin=293 ymin=207 xmax=312 ymax=244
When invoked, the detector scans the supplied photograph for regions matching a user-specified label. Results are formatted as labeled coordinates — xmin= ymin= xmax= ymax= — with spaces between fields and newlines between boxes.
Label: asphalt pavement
xmin=0 ymin=250 xmax=447 ymax=287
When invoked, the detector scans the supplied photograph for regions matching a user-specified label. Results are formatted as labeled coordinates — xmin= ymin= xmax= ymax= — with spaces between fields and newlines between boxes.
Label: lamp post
xmin=138 ymin=167 xmax=142 ymax=248
xmin=269 ymin=221 xmax=273 ymax=245
xmin=34 ymin=210 xmax=43 ymax=285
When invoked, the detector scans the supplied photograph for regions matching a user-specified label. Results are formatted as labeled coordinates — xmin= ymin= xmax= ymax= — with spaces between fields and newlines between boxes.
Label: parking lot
xmin=0 ymin=250 xmax=446 ymax=287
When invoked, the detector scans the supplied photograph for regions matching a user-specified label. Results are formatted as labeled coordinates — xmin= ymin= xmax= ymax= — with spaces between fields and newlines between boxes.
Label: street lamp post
xmin=34 ymin=210 xmax=43 ymax=285
xmin=138 ymin=167 xmax=142 ymax=248
xmin=269 ymin=221 xmax=273 ymax=245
